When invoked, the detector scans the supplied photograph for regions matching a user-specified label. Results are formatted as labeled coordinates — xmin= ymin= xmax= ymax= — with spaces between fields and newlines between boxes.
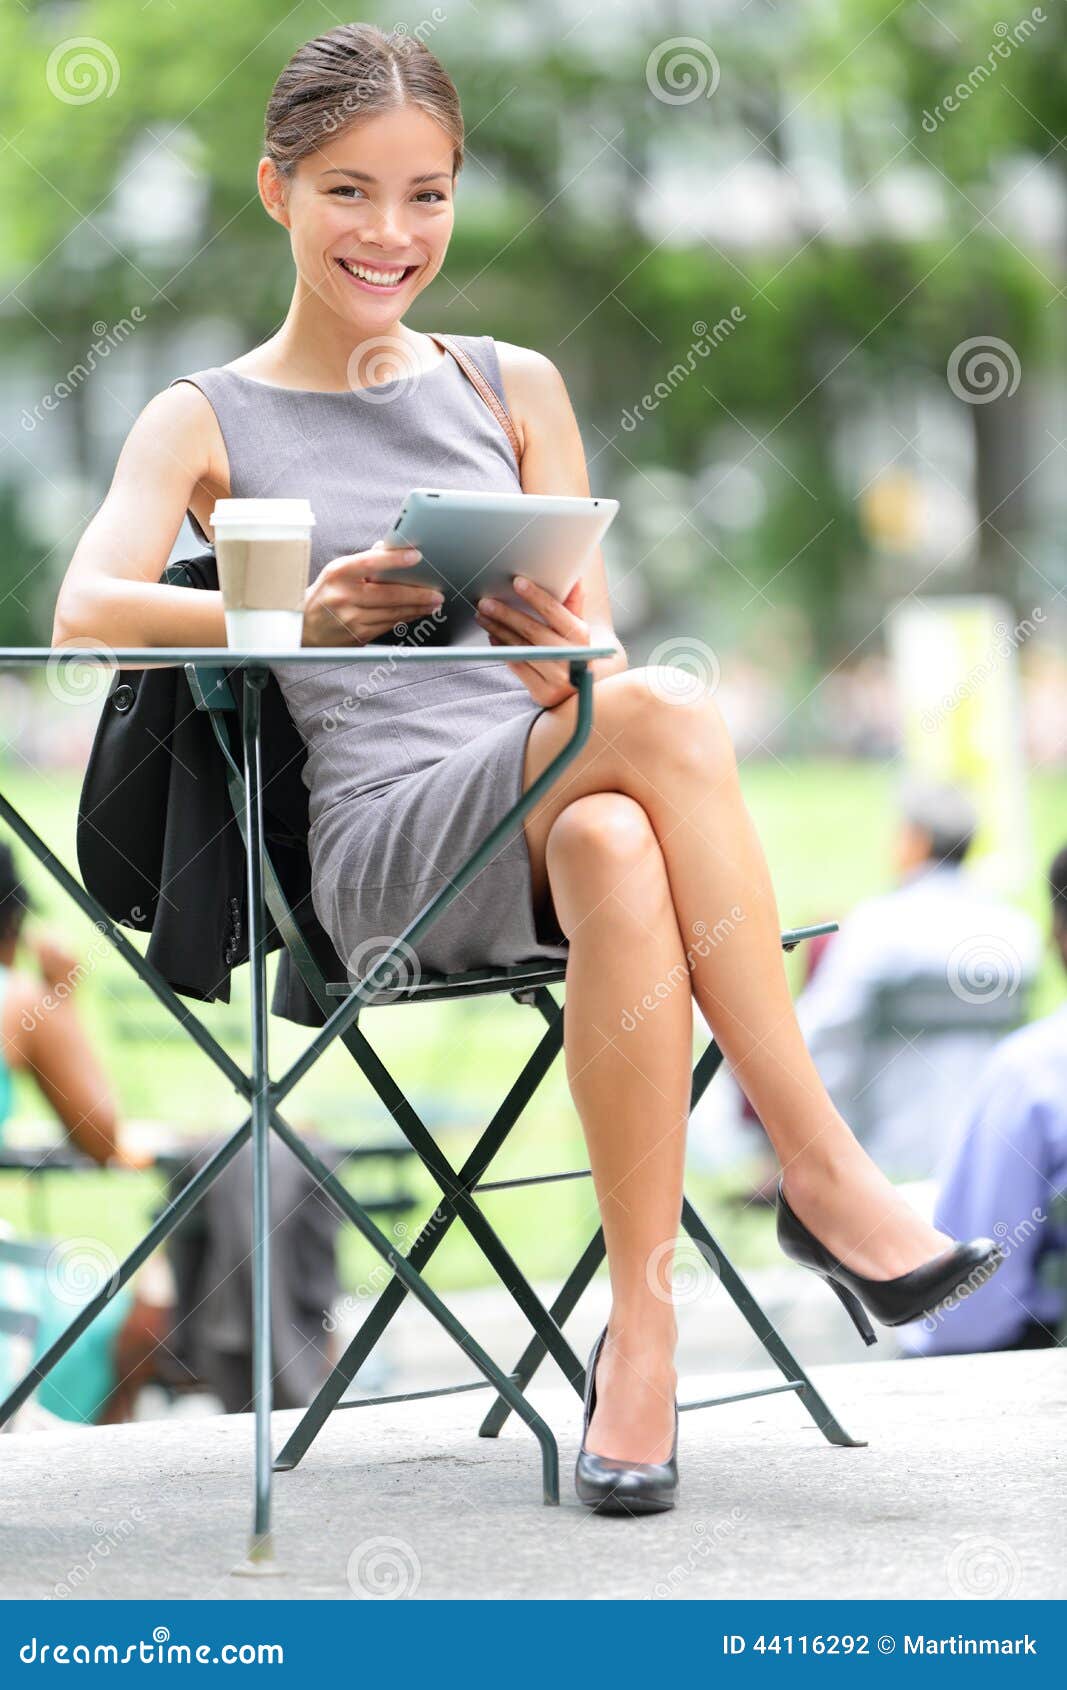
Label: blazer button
xmin=112 ymin=684 xmax=135 ymax=713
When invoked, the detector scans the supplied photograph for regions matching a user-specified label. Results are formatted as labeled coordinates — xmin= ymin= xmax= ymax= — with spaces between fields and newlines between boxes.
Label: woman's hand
xmin=474 ymin=575 xmax=590 ymax=706
xmin=302 ymin=541 xmax=446 ymax=646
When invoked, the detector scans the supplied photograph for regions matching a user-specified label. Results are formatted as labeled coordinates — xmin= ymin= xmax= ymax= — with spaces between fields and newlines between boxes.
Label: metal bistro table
xmin=0 ymin=642 xmax=613 ymax=1570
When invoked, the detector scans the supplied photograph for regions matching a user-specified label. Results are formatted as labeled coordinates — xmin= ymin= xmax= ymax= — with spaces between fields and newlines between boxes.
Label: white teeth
xmin=340 ymin=259 xmax=408 ymax=287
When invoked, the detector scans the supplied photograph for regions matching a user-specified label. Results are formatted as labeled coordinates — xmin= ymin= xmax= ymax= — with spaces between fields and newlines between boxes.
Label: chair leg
xmin=681 ymin=1198 xmax=866 ymax=1448
xmin=273 ymin=1014 xmax=576 ymax=1475
xmin=271 ymin=1114 xmax=561 ymax=1504
xmin=478 ymin=1227 xmax=605 ymax=1439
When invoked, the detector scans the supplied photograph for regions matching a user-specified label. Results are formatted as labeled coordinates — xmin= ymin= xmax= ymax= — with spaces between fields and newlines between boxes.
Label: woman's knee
xmin=594 ymin=666 xmax=737 ymax=783
xmin=545 ymin=792 xmax=667 ymax=926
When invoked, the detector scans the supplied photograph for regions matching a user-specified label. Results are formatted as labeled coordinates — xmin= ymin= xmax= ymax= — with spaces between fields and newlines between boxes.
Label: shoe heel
xmin=825 ymin=1276 xmax=878 ymax=1347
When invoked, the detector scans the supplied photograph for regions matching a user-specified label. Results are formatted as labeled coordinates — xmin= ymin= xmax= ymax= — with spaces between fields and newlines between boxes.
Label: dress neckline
xmin=216 ymin=349 xmax=453 ymax=398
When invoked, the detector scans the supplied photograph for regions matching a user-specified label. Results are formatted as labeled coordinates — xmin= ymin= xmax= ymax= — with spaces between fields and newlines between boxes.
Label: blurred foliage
xmin=0 ymin=0 xmax=1064 ymax=649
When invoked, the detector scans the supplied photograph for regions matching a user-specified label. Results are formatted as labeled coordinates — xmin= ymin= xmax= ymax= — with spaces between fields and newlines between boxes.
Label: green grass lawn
xmin=2 ymin=754 xmax=1064 ymax=1293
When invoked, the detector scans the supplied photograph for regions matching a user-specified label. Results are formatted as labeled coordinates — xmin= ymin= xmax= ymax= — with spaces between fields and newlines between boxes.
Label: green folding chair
xmin=0 ymin=644 xmax=861 ymax=1571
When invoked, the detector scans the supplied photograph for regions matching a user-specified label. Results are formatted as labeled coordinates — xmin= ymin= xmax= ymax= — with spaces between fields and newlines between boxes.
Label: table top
xmin=0 ymin=644 xmax=615 ymax=668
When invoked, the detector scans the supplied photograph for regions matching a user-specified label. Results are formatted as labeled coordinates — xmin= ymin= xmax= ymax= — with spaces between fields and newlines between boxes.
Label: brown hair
xmin=264 ymin=22 xmax=464 ymax=180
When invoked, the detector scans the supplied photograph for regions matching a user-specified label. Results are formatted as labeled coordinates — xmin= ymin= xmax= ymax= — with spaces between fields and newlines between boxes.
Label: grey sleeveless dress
xmin=174 ymin=335 xmax=569 ymax=980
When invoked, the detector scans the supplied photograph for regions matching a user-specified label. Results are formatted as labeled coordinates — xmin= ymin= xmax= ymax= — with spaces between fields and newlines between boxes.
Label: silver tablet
xmin=374 ymin=488 xmax=619 ymax=616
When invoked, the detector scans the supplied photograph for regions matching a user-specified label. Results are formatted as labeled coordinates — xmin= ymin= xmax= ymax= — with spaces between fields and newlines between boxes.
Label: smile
xmin=336 ymin=258 xmax=418 ymax=292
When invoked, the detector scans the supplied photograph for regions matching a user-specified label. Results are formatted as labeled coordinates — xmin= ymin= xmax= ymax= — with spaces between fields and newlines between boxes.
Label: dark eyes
xmin=328 ymin=186 xmax=446 ymax=203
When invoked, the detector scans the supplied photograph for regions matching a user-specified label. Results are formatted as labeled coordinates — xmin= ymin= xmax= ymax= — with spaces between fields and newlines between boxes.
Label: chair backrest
xmin=866 ymin=972 xmax=1031 ymax=1038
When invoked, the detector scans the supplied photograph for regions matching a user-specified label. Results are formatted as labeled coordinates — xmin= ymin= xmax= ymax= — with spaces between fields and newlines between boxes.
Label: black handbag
xmin=75 ymin=554 xmax=336 ymax=1021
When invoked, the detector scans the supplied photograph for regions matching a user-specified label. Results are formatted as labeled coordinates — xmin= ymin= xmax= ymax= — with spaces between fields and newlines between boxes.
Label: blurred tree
xmin=0 ymin=0 xmax=1061 ymax=649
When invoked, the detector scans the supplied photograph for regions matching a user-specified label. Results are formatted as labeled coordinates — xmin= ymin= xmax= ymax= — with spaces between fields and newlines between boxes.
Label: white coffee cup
xmin=211 ymin=497 xmax=316 ymax=652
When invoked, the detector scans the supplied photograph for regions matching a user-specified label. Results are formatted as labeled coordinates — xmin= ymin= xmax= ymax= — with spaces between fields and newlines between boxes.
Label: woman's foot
xmin=780 ymin=1138 xmax=954 ymax=1282
xmin=583 ymin=1321 xmax=677 ymax=1465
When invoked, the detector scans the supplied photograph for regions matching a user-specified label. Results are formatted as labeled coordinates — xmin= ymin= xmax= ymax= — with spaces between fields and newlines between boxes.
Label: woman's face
xmin=262 ymin=104 xmax=455 ymax=324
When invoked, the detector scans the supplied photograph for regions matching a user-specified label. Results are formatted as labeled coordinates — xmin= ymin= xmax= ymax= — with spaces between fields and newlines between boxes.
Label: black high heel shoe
xmin=574 ymin=1326 xmax=679 ymax=1516
xmin=776 ymin=1179 xmax=1004 ymax=1344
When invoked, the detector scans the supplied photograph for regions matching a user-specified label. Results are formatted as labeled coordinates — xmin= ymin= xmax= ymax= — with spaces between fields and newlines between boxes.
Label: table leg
xmin=232 ymin=668 xmax=281 ymax=1574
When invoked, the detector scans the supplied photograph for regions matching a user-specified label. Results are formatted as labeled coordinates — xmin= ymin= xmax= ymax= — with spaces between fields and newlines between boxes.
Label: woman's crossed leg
xmin=519 ymin=665 xmax=951 ymax=1463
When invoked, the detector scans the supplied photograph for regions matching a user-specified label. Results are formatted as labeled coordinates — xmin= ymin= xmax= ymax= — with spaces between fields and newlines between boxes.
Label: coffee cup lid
xmin=211 ymin=497 xmax=315 ymax=527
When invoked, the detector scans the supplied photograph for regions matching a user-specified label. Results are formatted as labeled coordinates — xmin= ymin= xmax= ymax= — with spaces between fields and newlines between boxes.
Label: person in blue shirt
xmin=901 ymin=842 xmax=1067 ymax=1355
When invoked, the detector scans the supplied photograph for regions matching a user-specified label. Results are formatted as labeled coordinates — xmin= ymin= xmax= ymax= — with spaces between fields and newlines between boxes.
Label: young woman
xmin=52 ymin=24 xmax=1001 ymax=1514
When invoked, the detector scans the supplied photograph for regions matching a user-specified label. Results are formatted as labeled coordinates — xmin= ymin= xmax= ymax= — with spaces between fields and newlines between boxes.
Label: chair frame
xmin=0 ymin=645 xmax=862 ymax=1571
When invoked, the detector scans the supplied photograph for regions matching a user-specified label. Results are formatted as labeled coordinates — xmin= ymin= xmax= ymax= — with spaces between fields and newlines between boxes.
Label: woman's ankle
xmin=605 ymin=1304 xmax=678 ymax=1364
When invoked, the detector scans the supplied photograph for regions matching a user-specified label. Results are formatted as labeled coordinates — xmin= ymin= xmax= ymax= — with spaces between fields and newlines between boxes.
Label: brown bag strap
xmin=427 ymin=332 xmax=522 ymax=470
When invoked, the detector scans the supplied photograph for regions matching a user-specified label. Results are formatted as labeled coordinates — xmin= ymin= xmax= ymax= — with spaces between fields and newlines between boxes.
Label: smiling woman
xmin=50 ymin=20 xmax=1003 ymax=1517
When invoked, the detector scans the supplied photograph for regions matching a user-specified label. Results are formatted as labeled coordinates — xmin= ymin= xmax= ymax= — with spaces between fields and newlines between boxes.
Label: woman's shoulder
xmin=490 ymin=338 xmax=573 ymax=447
xmin=493 ymin=337 xmax=566 ymax=390
xmin=114 ymin=378 xmax=227 ymax=493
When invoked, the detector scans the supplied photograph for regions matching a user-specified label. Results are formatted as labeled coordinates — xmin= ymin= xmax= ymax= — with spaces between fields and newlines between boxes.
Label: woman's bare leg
xmin=541 ymin=792 xmax=691 ymax=1463
xmin=522 ymin=666 xmax=952 ymax=1284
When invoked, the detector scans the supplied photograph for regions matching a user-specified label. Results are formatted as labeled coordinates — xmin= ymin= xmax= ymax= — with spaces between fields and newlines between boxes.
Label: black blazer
xmin=76 ymin=554 xmax=343 ymax=1028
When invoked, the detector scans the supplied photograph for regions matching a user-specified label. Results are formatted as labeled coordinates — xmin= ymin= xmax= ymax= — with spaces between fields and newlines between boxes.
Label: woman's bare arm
xmin=52 ymin=383 xmax=229 ymax=649
xmin=496 ymin=340 xmax=627 ymax=680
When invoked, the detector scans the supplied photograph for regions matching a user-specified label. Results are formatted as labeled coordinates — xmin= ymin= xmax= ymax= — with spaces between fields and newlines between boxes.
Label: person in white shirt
xmin=789 ymin=779 xmax=1043 ymax=1179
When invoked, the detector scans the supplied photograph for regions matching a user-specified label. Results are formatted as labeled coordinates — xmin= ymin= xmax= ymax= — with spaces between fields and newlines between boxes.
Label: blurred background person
xmin=0 ymin=838 xmax=120 ymax=1166
xmin=0 ymin=837 xmax=162 ymax=1428
xmin=899 ymin=843 xmax=1067 ymax=1357
xmin=786 ymin=778 xmax=1039 ymax=1179
xmin=720 ymin=778 xmax=1043 ymax=1193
